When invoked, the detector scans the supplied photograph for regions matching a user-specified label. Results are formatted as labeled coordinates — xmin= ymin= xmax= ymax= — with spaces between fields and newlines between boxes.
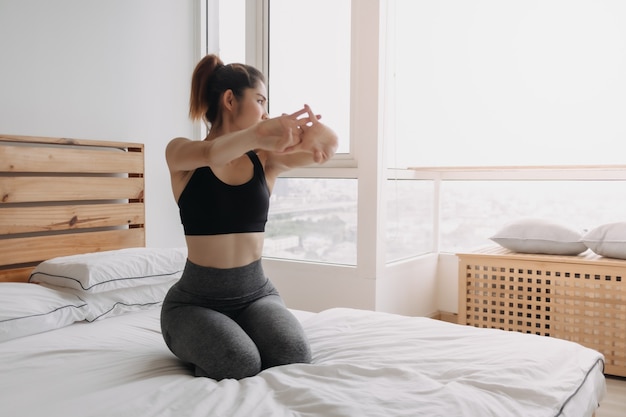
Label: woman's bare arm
xmin=166 ymin=110 xmax=312 ymax=173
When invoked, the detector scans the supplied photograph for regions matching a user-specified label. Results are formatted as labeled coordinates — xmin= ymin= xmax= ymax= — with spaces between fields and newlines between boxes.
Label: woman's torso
xmin=173 ymin=151 xmax=273 ymax=269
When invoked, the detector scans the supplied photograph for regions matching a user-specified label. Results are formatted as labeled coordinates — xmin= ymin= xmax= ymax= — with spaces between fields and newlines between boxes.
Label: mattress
xmin=0 ymin=307 xmax=605 ymax=417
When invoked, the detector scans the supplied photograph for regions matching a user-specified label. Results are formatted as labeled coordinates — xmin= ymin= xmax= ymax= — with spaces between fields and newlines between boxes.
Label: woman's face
xmin=232 ymin=82 xmax=269 ymax=131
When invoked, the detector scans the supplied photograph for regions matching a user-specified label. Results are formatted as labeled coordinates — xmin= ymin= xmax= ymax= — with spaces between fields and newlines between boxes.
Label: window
xmin=386 ymin=0 xmax=626 ymax=255
xmin=206 ymin=0 xmax=356 ymax=265
xmin=216 ymin=0 xmax=246 ymax=64
xmin=386 ymin=179 xmax=434 ymax=262
xmin=268 ymin=0 xmax=351 ymax=154
xmin=263 ymin=178 xmax=357 ymax=265
xmin=439 ymin=180 xmax=626 ymax=253
xmin=387 ymin=0 xmax=626 ymax=168
xmin=214 ymin=1 xmax=626 ymax=263
xmin=261 ymin=0 xmax=356 ymax=265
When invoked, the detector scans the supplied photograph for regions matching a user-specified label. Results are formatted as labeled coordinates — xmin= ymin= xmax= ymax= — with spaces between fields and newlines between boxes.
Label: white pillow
xmin=72 ymin=281 xmax=174 ymax=321
xmin=0 ymin=283 xmax=87 ymax=342
xmin=29 ymin=247 xmax=187 ymax=293
xmin=582 ymin=222 xmax=626 ymax=259
xmin=490 ymin=219 xmax=587 ymax=255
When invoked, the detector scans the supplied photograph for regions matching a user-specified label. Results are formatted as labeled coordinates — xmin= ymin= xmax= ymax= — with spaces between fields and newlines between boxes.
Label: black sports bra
xmin=177 ymin=151 xmax=270 ymax=236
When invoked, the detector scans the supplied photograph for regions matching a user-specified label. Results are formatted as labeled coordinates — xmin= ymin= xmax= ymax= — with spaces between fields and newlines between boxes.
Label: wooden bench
xmin=458 ymin=246 xmax=626 ymax=377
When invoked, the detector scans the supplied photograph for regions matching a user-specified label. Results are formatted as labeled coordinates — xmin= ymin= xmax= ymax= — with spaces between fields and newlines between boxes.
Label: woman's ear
xmin=222 ymin=89 xmax=236 ymax=112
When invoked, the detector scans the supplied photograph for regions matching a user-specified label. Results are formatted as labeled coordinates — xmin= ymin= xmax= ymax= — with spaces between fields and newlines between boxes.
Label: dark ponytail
xmin=188 ymin=54 xmax=266 ymax=127
xmin=189 ymin=54 xmax=224 ymax=122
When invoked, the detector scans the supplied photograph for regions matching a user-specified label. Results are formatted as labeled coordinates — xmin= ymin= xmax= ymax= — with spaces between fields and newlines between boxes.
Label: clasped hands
xmin=255 ymin=104 xmax=338 ymax=163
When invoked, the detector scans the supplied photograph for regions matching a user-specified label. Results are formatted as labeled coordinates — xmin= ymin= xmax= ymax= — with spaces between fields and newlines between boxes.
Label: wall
xmin=265 ymin=256 xmax=440 ymax=317
xmin=0 ymin=0 xmax=194 ymax=249
xmin=264 ymin=259 xmax=377 ymax=313
xmin=436 ymin=253 xmax=460 ymax=314
xmin=376 ymin=254 xmax=439 ymax=316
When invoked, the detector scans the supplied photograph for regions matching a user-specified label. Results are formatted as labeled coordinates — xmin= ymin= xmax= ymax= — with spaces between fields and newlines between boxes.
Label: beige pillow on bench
xmin=490 ymin=219 xmax=587 ymax=256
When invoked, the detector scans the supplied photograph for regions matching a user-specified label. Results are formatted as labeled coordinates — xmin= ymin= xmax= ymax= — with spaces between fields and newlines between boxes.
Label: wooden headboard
xmin=0 ymin=134 xmax=145 ymax=282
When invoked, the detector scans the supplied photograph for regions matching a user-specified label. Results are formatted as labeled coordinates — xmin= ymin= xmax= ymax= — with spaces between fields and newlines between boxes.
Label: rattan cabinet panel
xmin=458 ymin=247 xmax=626 ymax=377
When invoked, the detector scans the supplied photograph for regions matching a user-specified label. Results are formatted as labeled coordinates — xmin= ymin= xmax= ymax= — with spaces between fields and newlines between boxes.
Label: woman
xmin=161 ymin=54 xmax=338 ymax=380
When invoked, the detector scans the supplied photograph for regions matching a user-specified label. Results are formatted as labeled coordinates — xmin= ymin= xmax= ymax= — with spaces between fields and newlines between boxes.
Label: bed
xmin=0 ymin=135 xmax=607 ymax=417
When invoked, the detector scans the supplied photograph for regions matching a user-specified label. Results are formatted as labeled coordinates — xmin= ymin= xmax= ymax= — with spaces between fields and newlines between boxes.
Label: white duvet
xmin=0 ymin=308 xmax=605 ymax=417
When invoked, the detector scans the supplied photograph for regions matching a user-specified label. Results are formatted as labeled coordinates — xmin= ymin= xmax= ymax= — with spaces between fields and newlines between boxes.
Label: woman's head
xmin=189 ymin=54 xmax=267 ymax=129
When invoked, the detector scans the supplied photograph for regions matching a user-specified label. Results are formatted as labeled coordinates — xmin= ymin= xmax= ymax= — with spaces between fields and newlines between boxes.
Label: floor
xmin=596 ymin=376 xmax=626 ymax=417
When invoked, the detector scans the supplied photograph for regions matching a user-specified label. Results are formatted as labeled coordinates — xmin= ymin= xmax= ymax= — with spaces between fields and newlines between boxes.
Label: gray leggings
xmin=160 ymin=259 xmax=311 ymax=380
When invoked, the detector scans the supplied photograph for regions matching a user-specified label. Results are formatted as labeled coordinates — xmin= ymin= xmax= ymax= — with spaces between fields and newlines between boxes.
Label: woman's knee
xmin=239 ymin=298 xmax=312 ymax=368
xmin=161 ymin=306 xmax=262 ymax=380
xmin=195 ymin=344 xmax=262 ymax=380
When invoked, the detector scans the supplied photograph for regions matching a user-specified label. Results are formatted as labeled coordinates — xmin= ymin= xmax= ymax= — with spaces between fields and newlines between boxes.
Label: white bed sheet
xmin=0 ymin=307 xmax=605 ymax=417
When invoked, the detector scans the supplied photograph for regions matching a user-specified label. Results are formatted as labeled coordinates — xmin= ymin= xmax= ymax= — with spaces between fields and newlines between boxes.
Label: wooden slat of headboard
xmin=0 ymin=267 xmax=35 ymax=283
xmin=0 ymin=228 xmax=146 ymax=267
xmin=0 ymin=203 xmax=144 ymax=234
xmin=0 ymin=134 xmax=143 ymax=151
xmin=1 ymin=177 xmax=144 ymax=203
xmin=0 ymin=143 xmax=143 ymax=174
